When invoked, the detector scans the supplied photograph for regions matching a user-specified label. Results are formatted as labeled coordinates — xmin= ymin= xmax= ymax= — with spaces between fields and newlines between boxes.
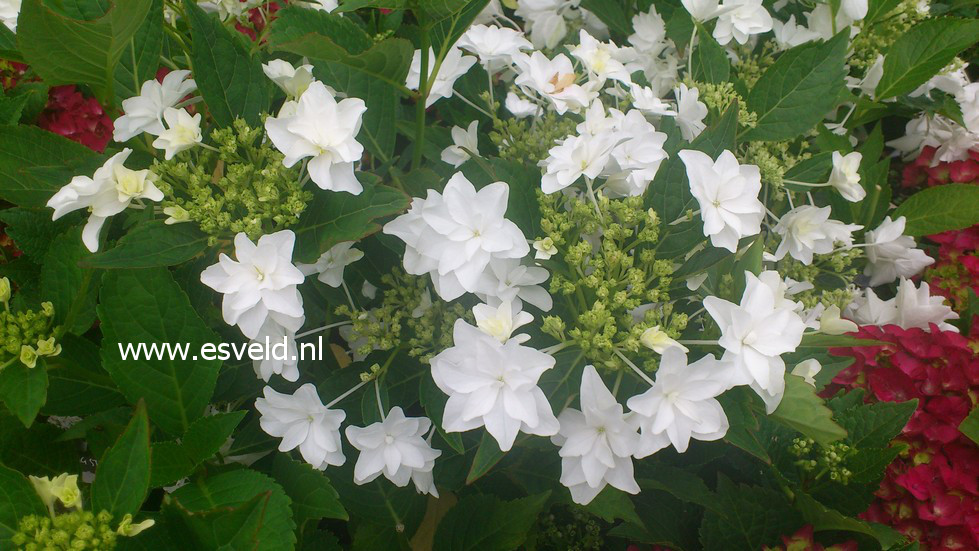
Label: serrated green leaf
xmin=743 ymin=33 xmax=848 ymax=142
xmin=184 ymin=0 xmax=270 ymax=126
xmin=959 ymin=406 xmax=979 ymax=446
xmin=698 ymin=477 xmax=802 ymax=550
xmin=466 ymin=431 xmax=505 ymax=484
xmin=271 ymin=454 xmax=348 ymax=523
xmin=580 ymin=0 xmax=632 ymax=35
xmin=18 ymin=0 xmax=152 ymax=103
xmin=41 ymin=228 xmax=100 ymax=334
xmin=0 ymin=360 xmax=48 ymax=427
xmin=835 ymin=399 xmax=916 ymax=449
xmin=150 ymin=411 xmax=246 ymax=487
xmin=875 ymin=18 xmax=979 ymax=99
xmin=891 ymin=183 xmax=979 ymax=236
xmin=92 ymin=402 xmax=151 ymax=519
xmin=795 ymin=492 xmax=904 ymax=547
xmin=690 ymin=24 xmax=730 ymax=84
xmin=99 ymin=268 xmax=221 ymax=436
xmin=293 ymin=183 xmax=408 ymax=262
xmin=114 ymin=0 xmax=164 ymax=103
xmin=0 ymin=125 xmax=103 ymax=207
xmin=771 ymin=374 xmax=847 ymax=446
xmin=83 ymin=220 xmax=209 ymax=268
xmin=0 ymin=207 xmax=81 ymax=258
xmin=44 ymin=333 xmax=127 ymax=416
xmin=433 ymin=492 xmax=549 ymax=551
xmin=0 ymin=463 xmax=48 ymax=544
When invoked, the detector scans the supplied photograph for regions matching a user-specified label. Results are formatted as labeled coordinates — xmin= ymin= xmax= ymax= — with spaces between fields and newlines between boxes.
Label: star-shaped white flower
xmin=263 ymin=59 xmax=316 ymax=99
xmin=46 ymin=149 xmax=164 ymax=252
xmin=440 ymin=120 xmax=480 ymax=168
xmin=679 ymin=149 xmax=764 ymax=252
xmin=571 ymin=29 xmax=636 ymax=85
xmin=674 ymin=84 xmax=708 ymax=141
xmin=345 ymin=407 xmax=442 ymax=496
xmin=863 ymin=216 xmax=934 ymax=286
xmin=474 ymin=257 xmax=553 ymax=312
xmin=540 ymin=132 xmax=618 ymax=193
xmin=703 ymin=271 xmax=807 ymax=412
xmin=298 ymin=241 xmax=364 ymax=288
xmin=827 ymin=151 xmax=866 ymax=202
xmin=152 ymin=108 xmax=202 ymax=160
xmin=627 ymin=348 xmax=731 ymax=456
xmin=430 ymin=319 xmax=559 ymax=452
xmin=256 ymin=383 xmax=346 ymax=470
xmin=552 ymin=365 xmax=640 ymax=505
xmin=457 ymin=24 xmax=532 ymax=72
xmin=265 ymin=81 xmax=367 ymax=194
xmin=773 ymin=205 xmax=861 ymax=265
xmin=251 ymin=313 xmax=304 ymax=382
xmin=513 ymin=51 xmax=599 ymax=114
xmin=473 ymin=300 xmax=534 ymax=343
xmin=113 ymin=70 xmax=197 ymax=142
xmin=713 ymin=0 xmax=773 ymax=46
xmin=892 ymin=278 xmax=959 ymax=332
xmin=200 ymin=230 xmax=306 ymax=339
xmin=406 ymin=47 xmax=477 ymax=108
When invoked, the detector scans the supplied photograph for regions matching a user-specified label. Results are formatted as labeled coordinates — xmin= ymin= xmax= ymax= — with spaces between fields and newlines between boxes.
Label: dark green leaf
xmin=83 ymin=220 xmax=209 ymax=268
xmin=698 ymin=477 xmax=802 ymax=550
xmin=0 ymin=463 xmax=48 ymax=544
xmin=433 ymin=492 xmax=549 ymax=551
xmin=114 ymin=0 xmax=164 ymax=102
xmin=419 ymin=374 xmax=465 ymax=454
xmin=891 ymin=183 xmax=979 ymax=236
xmin=44 ymin=333 xmax=127 ymax=416
xmin=771 ymin=374 xmax=847 ymax=446
xmin=466 ymin=431 xmax=505 ymax=484
xmin=0 ymin=207 xmax=81 ymax=258
xmin=690 ymin=24 xmax=730 ymax=84
xmin=834 ymin=399 xmax=916 ymax=449
xmin=0 ymin=361 xmax=48 ymax=427
xmin=959 ymin=406 xmax=979 ymax=446
xmin=875 ymin=18 xmax=979 ymax=99
xmin=0 ymin=125 xmax=103 ymax=207
xmin=41 ymin=228 xmax=100 ymax=334
xmin=150 ymin=411 xmax=246 ymax=487
xmin=92 ymin=401 xmax=151 ymax=519
xmin=271 ymin=454 xmax=348 ymax=522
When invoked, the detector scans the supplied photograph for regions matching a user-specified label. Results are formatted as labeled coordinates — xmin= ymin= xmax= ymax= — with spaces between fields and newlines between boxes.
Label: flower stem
xmin=613 ymin=348 xmax=655 ymax=387
xmin=296 ymin=320 xmax=352 ymax=339
xmin=374 ymin=379 xmax=386 ymax=418
xmin=677 ymin=339 xmax=717 ymax=346
xmin=412 ymin=28 xmax=430 ymax=170
xmin=325 ymin=379 xmax=368 ymax=409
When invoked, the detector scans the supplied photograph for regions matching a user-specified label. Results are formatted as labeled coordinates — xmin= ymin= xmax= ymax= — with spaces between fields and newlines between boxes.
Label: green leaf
xmin=798 ymin=333 xmax=887 ymax=348
xmin=183 ymin=0 xmax=270 ymax=126
xmin=783 ymin=152 xmax=833 ymax=191
xmin=584 ymin=487 xmax=644 ymax=527
xmin=99 ymin=268 xmax=221 ymax=436
xmin=875 ymin=18 xmax=979 ymax=99
xmin=419 ymin=374 xmax=465 ymax=455
xmin=44 ymin=333 xmax=126 ymax=416
xmin=18 ymin=0 xmax=152 ymax=103
xmin=699 ymin=477 xmax=802 ymax=550
xmin=0 ymin=463 xmax=48 ymax=544
xmin=269 ymin=7 xmax=414 ymax=97
xmin=795 ymin=492 xmax=904 ymax=548
xmin=0 ymin=207 xmax=81 ymax=258
xmin=0 ymin=125 xmax=103 ymax=207
xmin=41 ymin=228 xmax=100 ymax=334
xmin=0 ymin=93 xmax=28 ymax=125
xmin=771 ymin=374 xmax=847 ymax=446
xmin=834 ymin=399 xmax=917 ymax=449
xmin=891 ymin=183 xmax=979 ymax=236
xmin=270 ymin=454 xmax=348 ymax=523
xmin=92 ymin=401 xmax=151 ymax=519
xmin=639 ymin=465 xmax=717 ymax=511
xmin=164 ymin=469 xmax=297 ymax=551
xmin=433 ymin=492 xmax=549 ymax=551
xmin=0 ymin=24 xmax=19 ymax=61
xmin=114 ymin=0 xmax=164 ymax=102
xmin=690 ymin=24 xmax=730 ymax=84
xmin=580 ymin=0 xmax=632 ymax=35
xmin=864 ymin=0 xmax=903 ymax=25
xmin=293 ymin=183 xmax=408 ymax=262
xmin=150 ymin=411 xmax=246 ymax=487
xmin=0 ymin=361 xmax=48 ymax=427
xmin=959 ymin=406 xmax=979 ymax=446
xmin=0 ymin=417 xmax=83 ymax=478
xmin=742 ymin=33 xmax=848 ymax=142
xmin=315 ymin=59 xmax=400 ymax=162
xmin=83 ymin=220 xmax=209 ymax=268
xmin=466 ymin=431 xmax=505 ymax=484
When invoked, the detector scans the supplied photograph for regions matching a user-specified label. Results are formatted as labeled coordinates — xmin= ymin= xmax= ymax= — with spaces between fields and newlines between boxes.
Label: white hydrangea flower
xmin=892 ymin=278 xmax=959 ymax=332
xmin=505 ymin=92 xmax=542 ymax=118
xmin=262 ymin=59 xmax=316 ymax=99
xmin=199 ymin=0 xmax=258 ymax=20
xmin=515 ymin=0 xmax=569 ymax=49
xmin=682 ymin=0 xmax=722 ymax=21
xmin=513 ymin=51 xmax=599 ymax=114
xmin=406 ymin=47 xmax=477 ymax=107
xmin=817 ymin=305 xmax=858 ymax=335
xmin=473 ymin=300 xmax=534 ymax=343
xmin=628 ymin=6 xmax=669 ymax=54
xmin=382 ymin=173 xmax=530 ymax=301
xmin=552 ymin=365 xmax=640 ymax=505
xmin=113 ymin=70 xmax=197 ymax=142
xmin=345 ymin=407 xmax=442 ymax=496
xmin=773 ymin=205 xmax=861 ymax=265
xmin=704 ymin=271 xmax=807 ymax=413
xmin=863 ymin=216 xmax=935 ymax=286
xmin=540 ymin=132 xmax=618 ymax=194
xmin=827 ymin=151 xmax=866 ymax=202
xmin=474 ymin=257 xmax=553 ymax=312
xmin=845 ymin=287 xmax=898 ymax=327
xmin=570 ymin=29 xmax=636 ymax=85
xmin=679 ymin=149 xmax=764 ymax=253
xmin=0 ymin=0 xmax=20 ymax=31
xmin=629 ymin=84 xmax=676 ymax=117
xmin=440 ymin=120 xmax=480 ymax=168
xmin=152 ymin=108 xmax=202 ymax=160
xmin=841 ymin=0 xmax=868 ymax=19
xmin=298 ymin=241 xmax=364 ymax=288
xmin=251 ymin=313 xmax=304 ymax=382
xmin=627 ymin=348 xmax=731 ymax=456
xmin=639 ymin=326 xmax=688 ymax=354
xmin=265 ymin=81 xmax=367 ymax=194
xmin=430 ymin=319 xmax=560 ymax=451
xmin=791 ymin=359 xmax=822 ymax=386
xmin=200 ymin=230 xmax=306 ymax=339
xmin=772 ymin=15 xmax=820 ymax=50
xmin=713 ymin=0 xmax=773 ymax=45
xmin=674 ymin=84 xmax=708 ymax=141
xmin=457 ymin=24 xmax=532 ymax=72
xmin=256 ymin=383 xmax=346 ymax=470
xmin=46 ymin=149 xmax=164 ymax=252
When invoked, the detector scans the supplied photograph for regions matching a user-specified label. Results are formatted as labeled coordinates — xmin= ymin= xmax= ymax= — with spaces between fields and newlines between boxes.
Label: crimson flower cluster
xmin=36 ymin=85 xmax=113 ymax=152
xmin=902 ymin=146 xmax=979 ymax=189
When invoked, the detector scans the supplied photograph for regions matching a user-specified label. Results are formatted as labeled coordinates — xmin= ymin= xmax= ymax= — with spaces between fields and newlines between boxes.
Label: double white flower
xmin=773 ymin=205 xmax=861 ymax=265
xmin=382 ymin=172 xmax=530 ymax=302
xmin=846 ymin=279 xmax=959 ymax=332
xmin=114 ymin=70 xmax=197 ymax=143
xmin=47 ymin=149 xmax=164 ymax=252
xmin=679 ymin=149 xmax=764 ymax=253
xmin=406 ymin=47 xmax=477 ymax=107
xmin=345 ymin=407 xmax=441 ymax=496
xmin=863 ymin=216 xmax=935 ymax=286
xmin=265 ymin=81 xmax=367 ymax=194
xmin=430 ymin=319 xmax=559 ymax=452
xmin=200 ymin=230 xmax=305 ymax=339
xmin=704 ymin=271 xmax=807 ymax=413
xmin=256 ymin=384 xmax=346 ymax=470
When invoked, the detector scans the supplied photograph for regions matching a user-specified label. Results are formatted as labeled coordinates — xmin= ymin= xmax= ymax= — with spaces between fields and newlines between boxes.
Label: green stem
xmin=56 ymin=270 xmax=95 ymax=339
xmin=411 ymin=28 xmax=431 ymax=170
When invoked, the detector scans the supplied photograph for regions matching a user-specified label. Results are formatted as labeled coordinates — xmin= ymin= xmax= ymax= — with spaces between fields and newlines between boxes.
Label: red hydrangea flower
xmin=36 ymin=85 xmax=113 ymax=152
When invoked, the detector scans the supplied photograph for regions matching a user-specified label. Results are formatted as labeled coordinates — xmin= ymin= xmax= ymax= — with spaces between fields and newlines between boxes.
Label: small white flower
xmin=533 ymin=237 xmax=558 ymax=260
xmin=817 ymin=305 xmax=858 ymax=335
xmin=772 ymin=15 xmax=820 ymax=50
xmin=540 ymin=132 xmax=617 ymax=193
xmin=674 ymin=84 xmax=708 ymax=141
xmin=473 ymin=300 xmax=533 ymax=343
xmin=845 ymin=287 xmax=898 ymax=327
xmin=263 ymin=59 xmax=316 ymax=99
xmin=163 ymin=205 xmax=190 ymax=225
xmin=513 ymin=51 xmax=599 ymax=114
xmin=46 ymin=149 xmax=164 ymax=252
xmin=265 ymin=81 xmax=367 ymax=194
xmin=345 ymin=407 xmax=442 ymax=496
xmin=627 ymin=348 xmax=731 ymax=456
xmin=505 ymin=92 xmax=542 ymax=118
xmin=704 ymin=271 xmax=807 ymax=413
xmin=475 ymin=257 xmax=553 ymax=312
xmin=200 ymin=230 xmax=306 ymax=339
xmin=256 ymin=383 xmax=346 ymax=470
xmin=713 ymin=0 xmax=773 ymax=46
xmin=629 ymin=84 xmax=676 ymax=117
xmin=383 ymin=173 xmax=530 ymax=301
xmin=682 ymin=0 xmax=722 ymax=21
xmin=298 ymin=241 xmax=364 ymax=288
xmin=440 ymin=120 xmax=480 ymax=168
xmin=113 ymin=70 xmax=197 ymax=142
xmin=773 ymin=205 xmax=861 ymax=265
xmin=827 ymin=151 xmax=865 ymax=202
xmin=639 ymin=326 xmax=688 ymax=354
xmin=628 ymin=6 xmax=669 ymax=54
xmin=552 ymin=365 xmax=640 ymax=505
xmin=251 ymin=314 xmax=304 ymax=382
xmin=791 ymin=359 xmax=822 ymax=386
xmin=863 ymin=216 xmax=934 ymax=286
xmin=457 ymin=24 xmax=532 ymax=72
xmin=957 ymin=82 xmax=979 ymax=133
xmin=304 ymin=0 xmax=338 ymax=11
xmin=0 ymin=0 xmax=20 ymax=31
xmin=430 ymin=319 xmax=560 ymax=452
xmin=841 ymin=0 xmax=868 ymax=20
xmin=679 ymin=149 xmax=764 ymax=253
xmin=406 ymin=47 xmax=477 ymax=107
xmin=571 ymin=29 xmax=635 ymax=85
xmin=893 ymin=278 xmax=959 ymax=332
xmin=152 ymin=108 xmax=202 ymax=160
xmin=199 ymin=0 xmax=257 ymax=20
